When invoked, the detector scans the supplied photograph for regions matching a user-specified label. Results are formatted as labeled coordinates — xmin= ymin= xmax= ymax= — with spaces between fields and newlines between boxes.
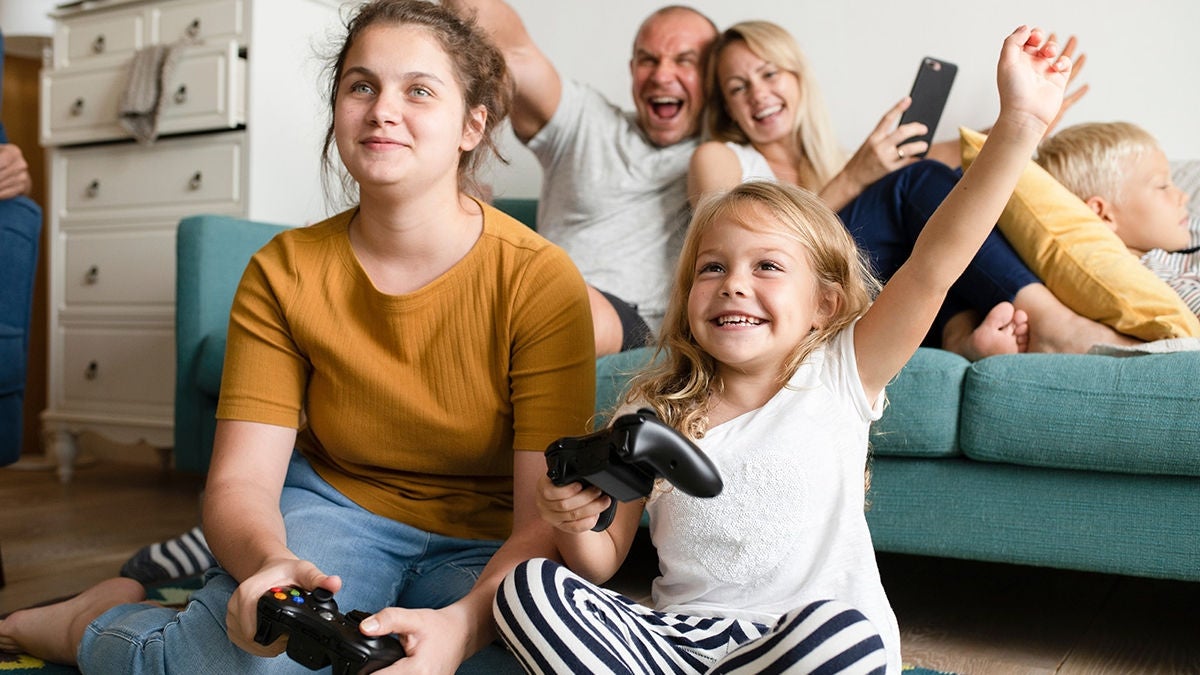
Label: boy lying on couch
xmin=1035 ymin=121 xmax=1198 ymax=317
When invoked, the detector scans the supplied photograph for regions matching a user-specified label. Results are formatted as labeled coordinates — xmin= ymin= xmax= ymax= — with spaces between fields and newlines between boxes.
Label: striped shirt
xmin=1141 ymin=219 xmax=1200 ymax=317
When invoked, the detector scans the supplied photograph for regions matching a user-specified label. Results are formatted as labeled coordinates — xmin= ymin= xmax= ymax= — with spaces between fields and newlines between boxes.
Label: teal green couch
xmin=175 ymin=203 xmax=1200 ymax=585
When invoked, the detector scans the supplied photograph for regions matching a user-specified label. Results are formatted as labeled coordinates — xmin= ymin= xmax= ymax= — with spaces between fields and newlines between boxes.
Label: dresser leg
xmin=44 ymin=428 xmax=80 ymax=484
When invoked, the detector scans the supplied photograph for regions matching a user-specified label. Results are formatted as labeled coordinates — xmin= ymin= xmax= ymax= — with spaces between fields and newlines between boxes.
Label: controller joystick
xmin=545 ymin=408 xmax=723 ymax=531
xmin=309 ymin=587 xmax=335 ymax=609
xmin=255 ymin=585 xmax=405 ymax=675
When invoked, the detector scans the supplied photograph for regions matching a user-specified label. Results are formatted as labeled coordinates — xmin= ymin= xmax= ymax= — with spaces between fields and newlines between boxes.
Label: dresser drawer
xmin=155 ymin=0 xmax=245 ymax=44
xmin=159 ymin=42 xmax=246 ymax=135
xmin=58 ymin=326 xmax=175 ymax=411
xmin=64 ymin=229 xmax=176 ymax=307
xmin=55 ymin=6 xmax=146 ymax=69
xmin=40 ymin=64 xmax=125 ymax=145
xmin=59 ymin=133 xmax=243 ymax=220
xmin=42 ymin=41 xmax=244 ymax=147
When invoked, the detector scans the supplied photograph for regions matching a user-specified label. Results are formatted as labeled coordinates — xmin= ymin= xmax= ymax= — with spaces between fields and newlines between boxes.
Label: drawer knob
xmin=86 ymin=179 xmax=100 ymax=198
xmin=188 ymin=171 xmax=203 ymax=190
xmin=85 ymin=361 xmax=99 ymax=381
xmin=187 ymin=18 xmax=202 ymax=38
xmin=70 ymin=98 xmax=85 ymax=116
xmin=92 ymin=34 xmax=106 ymax=54
xmin=84 ymin=265 xmax=100 ymax=285
xmin=174 ymin=84 xmax=188 ymax=105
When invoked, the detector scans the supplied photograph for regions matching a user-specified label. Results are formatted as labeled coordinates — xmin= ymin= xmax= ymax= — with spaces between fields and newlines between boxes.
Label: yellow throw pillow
xmin=959 ymin=127 xmax=1200 ymax=341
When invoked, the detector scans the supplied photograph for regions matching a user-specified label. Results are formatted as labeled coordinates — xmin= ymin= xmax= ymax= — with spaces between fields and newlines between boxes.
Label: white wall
xmin=484 ymin=0 xmax=1200 ymax=198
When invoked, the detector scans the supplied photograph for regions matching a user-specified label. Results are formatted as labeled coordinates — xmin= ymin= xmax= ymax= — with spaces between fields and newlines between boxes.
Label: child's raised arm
xmin=854 ymin=26 xmax=1071 ymax=399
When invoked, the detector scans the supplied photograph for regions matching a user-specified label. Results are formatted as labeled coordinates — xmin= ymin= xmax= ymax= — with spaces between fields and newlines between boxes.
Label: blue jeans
xmin=838 ymin=160 xmax=1040 ymax=345
xmin=79 ymin=453 xmax=523 ymax=674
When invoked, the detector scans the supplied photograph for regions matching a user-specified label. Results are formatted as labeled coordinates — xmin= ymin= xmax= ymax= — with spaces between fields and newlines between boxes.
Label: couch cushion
xmin=870 ymin=347 xmax=968 ymax=458
xmin=960 ymin=352 xmax=1200 ymax=477
xmin=494 ymin=198 xmax=538 ymax=231
xmin=595 ymin=347 xmax=658 ymax=427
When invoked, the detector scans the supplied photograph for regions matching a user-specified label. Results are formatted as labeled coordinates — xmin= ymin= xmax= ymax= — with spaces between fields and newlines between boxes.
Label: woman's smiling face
xmin=716 ymin=40 xmax=801 ymax=147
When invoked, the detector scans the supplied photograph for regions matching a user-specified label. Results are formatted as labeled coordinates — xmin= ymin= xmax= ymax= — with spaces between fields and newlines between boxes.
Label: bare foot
xmin=942 ymin=303 xmax=1029 ymax=361
xmin=0 ymin=577 xmax=146 ymax=665
xmin=1013 ymin=284 xmax=1142 ymax=353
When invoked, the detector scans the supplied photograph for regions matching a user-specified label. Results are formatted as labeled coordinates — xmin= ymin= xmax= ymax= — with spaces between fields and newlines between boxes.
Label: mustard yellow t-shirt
xmin=216 ymin=203 xmax=595 ymax=540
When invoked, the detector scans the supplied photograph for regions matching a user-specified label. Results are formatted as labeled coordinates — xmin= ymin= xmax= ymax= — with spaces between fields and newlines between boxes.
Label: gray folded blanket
xmin=119 ymin=42 xmax=184 ymax=144
xmin=1088 ymin=338 xmax=1200 ymax=356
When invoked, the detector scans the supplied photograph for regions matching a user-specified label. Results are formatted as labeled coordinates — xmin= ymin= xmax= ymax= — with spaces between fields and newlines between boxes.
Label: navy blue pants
xmin=838 ymin=160 xmax=1040 ymax=346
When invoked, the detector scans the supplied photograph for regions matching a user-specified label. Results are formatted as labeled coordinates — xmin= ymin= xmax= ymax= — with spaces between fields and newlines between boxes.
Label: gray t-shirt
xmin=527 ymin=79 xmax=696 ymax=329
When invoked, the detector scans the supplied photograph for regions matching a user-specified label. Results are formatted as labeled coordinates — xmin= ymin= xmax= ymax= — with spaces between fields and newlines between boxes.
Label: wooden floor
xmin=3 ymin=457 xmax=1198 ymax=674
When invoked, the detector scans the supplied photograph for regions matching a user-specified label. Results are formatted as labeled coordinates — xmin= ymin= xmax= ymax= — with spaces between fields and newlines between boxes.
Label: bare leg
xmin=0 ymin=578 xmax=146 ymax=665
xmin=1013 ymin=284 xmax=1141 ymax=353
xmin=942 ymin=303 xmax=1029 ymax=361
xmin=587 ymin=285 xmax=622 ymax=357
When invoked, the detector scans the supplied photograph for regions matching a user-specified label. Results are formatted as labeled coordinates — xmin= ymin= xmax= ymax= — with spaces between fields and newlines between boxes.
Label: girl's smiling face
xmin=687 ymin=207 xmax=833 ymax=377
xmin=333 ymin=23 xmax=484 ymax=195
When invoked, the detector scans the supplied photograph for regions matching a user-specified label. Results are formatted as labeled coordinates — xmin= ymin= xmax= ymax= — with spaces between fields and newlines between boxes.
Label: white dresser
xmin=40 ymin=0 xmax=343 ymax=482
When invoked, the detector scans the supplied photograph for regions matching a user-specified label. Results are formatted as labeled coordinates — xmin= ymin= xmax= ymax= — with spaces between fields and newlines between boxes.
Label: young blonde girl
xmin=493 ymin=25 xmax=1074 ymax=675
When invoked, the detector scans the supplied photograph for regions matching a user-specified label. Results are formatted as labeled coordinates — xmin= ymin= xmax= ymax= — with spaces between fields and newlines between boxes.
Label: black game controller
xmin=255 ymin=586 xmax=405 ymax=675
xmin=545 ymin=408 xmax=723 ymax=531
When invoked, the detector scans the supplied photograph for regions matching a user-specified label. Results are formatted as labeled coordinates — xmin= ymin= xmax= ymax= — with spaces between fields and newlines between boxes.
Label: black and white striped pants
xmin=494 ymin=558 xmax=888 ymax=674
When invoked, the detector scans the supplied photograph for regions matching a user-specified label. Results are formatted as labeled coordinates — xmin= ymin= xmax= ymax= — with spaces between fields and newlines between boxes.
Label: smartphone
xmin=898 ymin=57 xmax=958 ymax=157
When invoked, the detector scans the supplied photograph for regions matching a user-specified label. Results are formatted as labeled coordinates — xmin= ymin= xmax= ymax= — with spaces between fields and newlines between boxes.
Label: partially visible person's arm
xmin=687 ymin=141 xmax=744 ymax=208
xmin=0 ymin=144 xmax=32 ymax=199
xmin=926 ymin=34 xmax=1089 ymax=169
xmin=205 ymin=419 xmax=345 ymax=659
xmin=445 ymin=0 xmax=562 ymax=142
xmin=818 ymin=97 xmax=928 ymax=212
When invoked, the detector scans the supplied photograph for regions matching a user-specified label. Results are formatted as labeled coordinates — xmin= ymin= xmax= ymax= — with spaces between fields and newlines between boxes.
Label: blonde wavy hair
xmin=1035 ymin=121 xmax=1160 ymax=204
xmin=702 ymin=20 xmax=846 ymax=191
xmin=625 ymin=180 xmax=879 ymax=439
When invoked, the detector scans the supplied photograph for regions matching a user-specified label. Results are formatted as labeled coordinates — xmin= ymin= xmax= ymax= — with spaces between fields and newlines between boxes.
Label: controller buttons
xmin=318 ymin=610 xmax=335 ymax=621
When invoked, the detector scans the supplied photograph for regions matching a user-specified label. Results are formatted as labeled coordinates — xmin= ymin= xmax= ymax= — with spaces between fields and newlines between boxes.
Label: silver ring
xmin=896 ymin=147 xmax=905 ymax=160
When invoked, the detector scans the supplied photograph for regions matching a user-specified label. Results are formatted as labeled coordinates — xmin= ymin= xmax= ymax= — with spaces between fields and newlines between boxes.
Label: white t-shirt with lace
xmin=646 ymin=323 xmax=901 ymax=672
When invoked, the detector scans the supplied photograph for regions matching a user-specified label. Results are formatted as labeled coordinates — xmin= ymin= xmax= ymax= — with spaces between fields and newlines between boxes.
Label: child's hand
xmin=535 ymin=473 xmax=612 ymax=533
xmin=997 ymin=26 xmax=1071 ymax=133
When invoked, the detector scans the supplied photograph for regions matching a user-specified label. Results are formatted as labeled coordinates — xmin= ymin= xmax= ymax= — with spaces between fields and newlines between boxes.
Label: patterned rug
xmin=1 ymin=579 xmax=956 ymax=674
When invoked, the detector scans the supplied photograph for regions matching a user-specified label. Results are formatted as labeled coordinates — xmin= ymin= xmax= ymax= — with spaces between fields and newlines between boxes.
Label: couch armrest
xmin=174 ymin=215 xmax=290 ymax=473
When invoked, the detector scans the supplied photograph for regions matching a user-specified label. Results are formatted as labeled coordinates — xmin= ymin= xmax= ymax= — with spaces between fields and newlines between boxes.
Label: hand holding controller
xmin=254 ymin=585 xmax=405 ymax=675
xmin=545 ymin=408 xmax=723 ymax=531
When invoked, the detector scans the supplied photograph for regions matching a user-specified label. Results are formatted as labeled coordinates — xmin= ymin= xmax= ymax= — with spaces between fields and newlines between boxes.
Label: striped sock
xmin=119 ymin=526 xmax=216 ymax=584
